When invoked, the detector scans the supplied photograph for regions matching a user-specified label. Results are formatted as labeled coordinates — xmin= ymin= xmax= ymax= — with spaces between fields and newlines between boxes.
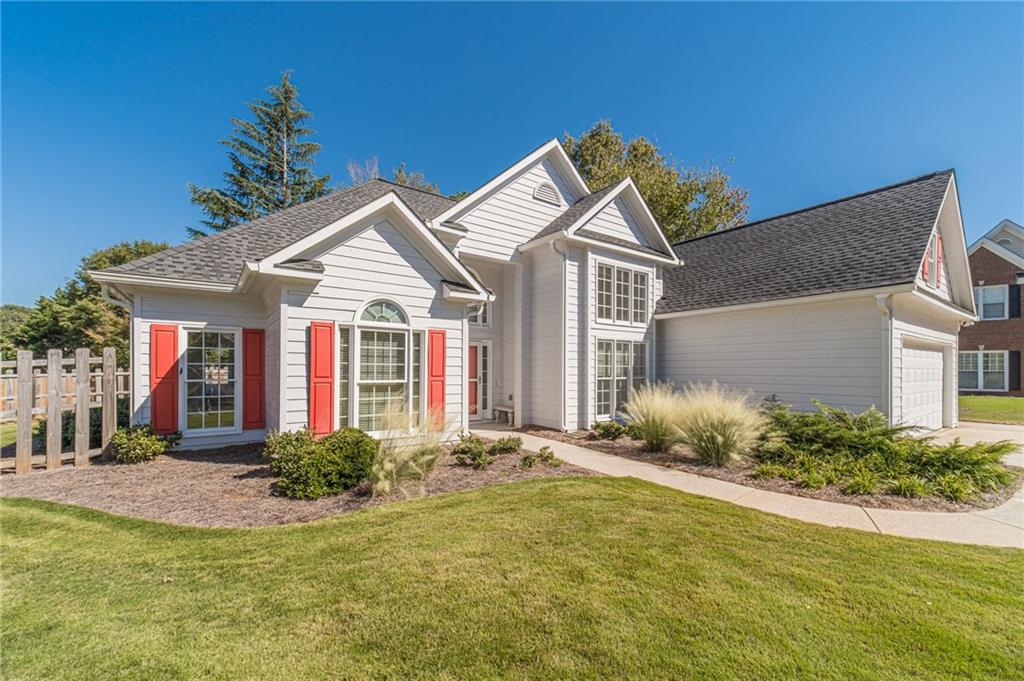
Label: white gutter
xmin=655 ymin=283 xmax=916 ymax=320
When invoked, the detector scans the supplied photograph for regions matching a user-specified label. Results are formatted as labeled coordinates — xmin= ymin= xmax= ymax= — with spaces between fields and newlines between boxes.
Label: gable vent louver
xmin=533 ymin=182 xmax=562 ymax=206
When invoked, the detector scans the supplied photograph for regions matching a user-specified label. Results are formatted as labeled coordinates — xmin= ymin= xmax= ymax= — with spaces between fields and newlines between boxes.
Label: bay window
xmin=595 ymin=339 xmax=647 ymax=418
xmin=959 ymin=351 xmax=1008 ymax=392
xmin=596 ymin=261 xmax=650 ymax=326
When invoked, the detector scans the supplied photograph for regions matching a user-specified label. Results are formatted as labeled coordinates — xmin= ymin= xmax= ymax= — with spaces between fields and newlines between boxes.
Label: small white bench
xmin=493 ymin=405 xmax=515 ymax=425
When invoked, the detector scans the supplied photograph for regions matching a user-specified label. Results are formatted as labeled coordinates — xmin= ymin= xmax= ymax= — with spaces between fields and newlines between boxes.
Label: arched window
xmin=360 ymin=300 xmax=407 ymax=324
xmin=997 ymin=238 xmax=1014 ymax=249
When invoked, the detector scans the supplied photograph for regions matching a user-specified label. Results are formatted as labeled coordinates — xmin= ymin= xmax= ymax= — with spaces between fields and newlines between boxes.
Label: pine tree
xmin=187 ymin=72 xmax=331 ymax=237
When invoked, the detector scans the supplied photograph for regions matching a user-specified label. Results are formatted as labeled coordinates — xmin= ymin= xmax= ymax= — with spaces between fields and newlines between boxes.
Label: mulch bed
xmin=0 ymin=441 xmax=596 ymax=528
xmin=524 ymin=426 xmax=1023 ymax=513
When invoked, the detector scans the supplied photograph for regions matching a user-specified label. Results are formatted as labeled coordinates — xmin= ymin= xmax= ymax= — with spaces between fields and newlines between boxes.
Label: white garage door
xmin=901 ymin=343 xmax=945 ymax=430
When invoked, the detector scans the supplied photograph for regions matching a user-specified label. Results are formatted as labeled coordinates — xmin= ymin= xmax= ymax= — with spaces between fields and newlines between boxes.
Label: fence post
xmin=46 ymin=349 xmax=62 ymax=470
xmin=102 ymin=347 xmax=116 ymax=460
xmin=15 ymin=350 xmax=33 ymax=474
xmin=75 ymin=348 xmax=90 ymax=466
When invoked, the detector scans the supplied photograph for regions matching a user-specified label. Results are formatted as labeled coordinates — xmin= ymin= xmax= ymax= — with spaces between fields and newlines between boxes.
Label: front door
xmin=467 ymin=341 xmax=490 ymax=420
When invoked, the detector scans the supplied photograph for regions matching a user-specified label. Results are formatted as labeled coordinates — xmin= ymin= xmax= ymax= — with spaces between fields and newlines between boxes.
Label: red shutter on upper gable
xmin=243 ymin=329 xmax=265 ymax=430
xmin=922 ymin=244 xmax=930 ymax=280
xmin=150 ymin=324 xmax=179 ymax=435
xmin=308 ymin=322 xmax=335 ymax=436
xmin=935 ymin=234 xmax=943 ymax=286
xmin=427 ymin=330 xmax=446 ymax=421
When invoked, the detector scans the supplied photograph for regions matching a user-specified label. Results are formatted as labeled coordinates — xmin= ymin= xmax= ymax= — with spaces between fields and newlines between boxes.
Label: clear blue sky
xmin=2 ymin=2 xmax=1021 ymax=306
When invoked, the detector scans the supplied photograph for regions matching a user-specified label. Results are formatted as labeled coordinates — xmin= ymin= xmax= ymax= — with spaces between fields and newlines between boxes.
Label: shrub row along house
xmin=959 ymin=219 xmax=1023 ymax=396
xmin=90 ymin=140 xmax=976 ymax=448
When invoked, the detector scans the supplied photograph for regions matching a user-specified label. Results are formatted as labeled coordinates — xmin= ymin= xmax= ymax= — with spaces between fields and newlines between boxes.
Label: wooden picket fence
xmin=0 ymin=348 xmax=130 ymax=474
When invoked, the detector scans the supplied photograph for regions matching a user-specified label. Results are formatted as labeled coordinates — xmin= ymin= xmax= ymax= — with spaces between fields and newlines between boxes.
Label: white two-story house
xmin=91 ymin=141 xmax=974 ymax=448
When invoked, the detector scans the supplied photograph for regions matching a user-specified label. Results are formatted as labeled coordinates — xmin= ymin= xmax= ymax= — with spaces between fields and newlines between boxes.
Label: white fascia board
xmin=443 ymin=283 xmax=492 ymax=302
xmin=972 ymin=240 xmax=1024 ymax=269
xmin=971 ymin=218 xmax=1024 ymax=250
xmin=654 ymin=283 xmax=915 ymax=320
xmin=87 ymin=270 xmax=235 ymax=293
xmin=567 ymin=235 xmax=679 ymax=265
xmin=909 ymin=288 xmax=977 ymax=321
xmin=263 ymin=192 xmax=489 ymax=297
xmin=429 ymin=139 xmax=590 ymax=228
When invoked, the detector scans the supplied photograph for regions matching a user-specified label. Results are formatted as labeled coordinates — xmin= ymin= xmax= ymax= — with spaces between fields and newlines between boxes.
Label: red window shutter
xmin=922 ymin=245 xmax=930 ymax=280
xmin=935 ymin=234 xmax=943 ymax=286
xmin=427 ymin=330 xmax=446 ymax=420
xmin=308 ymin=322 xmax=334 ymax=436
xmin=243 ymin=329 xmax=265 ymax=429
xmin=149 ymin=324 xmax=178 ymax=435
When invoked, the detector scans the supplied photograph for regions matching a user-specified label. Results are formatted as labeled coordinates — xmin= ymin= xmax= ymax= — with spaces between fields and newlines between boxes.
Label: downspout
xmin=875 ymin=294 xmax=894 ymax=425
xmin=551 ymin=240 xmax=568 ymax=432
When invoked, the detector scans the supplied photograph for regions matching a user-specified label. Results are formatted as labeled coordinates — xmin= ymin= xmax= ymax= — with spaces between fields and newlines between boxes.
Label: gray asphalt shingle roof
xmin=529 ymin=184 xmax=619 ymax=242
xmin=102 ymin=179 xmax=456 ymax=285
xmin=657 ymin=170 xmax=955 ymax=314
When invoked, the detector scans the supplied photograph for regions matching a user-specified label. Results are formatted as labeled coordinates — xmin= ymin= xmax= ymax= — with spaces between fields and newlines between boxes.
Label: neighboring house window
xmin=597 ymin=262 xmax=650 ymax=325
xmin=973 ymin=285 xmax=1008 ymax=320
xmin=184 ymin=330 xmax=238 ymax=431
xmin=959 ymin=351 xmax=1008 ymax=392
xmin=597 ymin=265 xmax=613 ymax=321
xmin=468 ymin=302 xmax=489 ymax=326
xmin=997 ymin=238 xmax=1014 ymax=249
xmin=595 ymin=339 xmax=647 ymax=418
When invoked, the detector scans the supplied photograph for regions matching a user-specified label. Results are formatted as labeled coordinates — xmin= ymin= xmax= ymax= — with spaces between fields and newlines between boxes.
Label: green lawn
xmin=960 ymin=395 xmax=1024 ymax=425
xmin=3 ymin=478 xmax=1022 ymax=680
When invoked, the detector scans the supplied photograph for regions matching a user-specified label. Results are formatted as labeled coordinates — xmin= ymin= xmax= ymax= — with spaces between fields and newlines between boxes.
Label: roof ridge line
xmin=672 ymin=168 xmax=954 ymax=247
xmin=369 ymin=177 xmax=456 ymax=202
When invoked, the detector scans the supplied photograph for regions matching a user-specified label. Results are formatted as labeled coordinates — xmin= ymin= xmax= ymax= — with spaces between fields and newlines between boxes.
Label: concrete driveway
xmin=932 ymin=421 xmax=1024 ymax=468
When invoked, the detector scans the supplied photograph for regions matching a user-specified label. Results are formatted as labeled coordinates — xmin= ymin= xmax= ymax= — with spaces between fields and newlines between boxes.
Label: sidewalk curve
xmin=473 ymin=426 xmax=1024 ymax=549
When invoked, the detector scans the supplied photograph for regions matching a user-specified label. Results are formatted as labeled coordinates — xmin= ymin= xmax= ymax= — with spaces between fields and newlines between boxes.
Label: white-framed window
xmin=468 ymin=302 xmax=489 ymax=327
xmin=595 ymin=339 xmax=647 ymax=419
xmin=338 ymin=300 xmax=425 ymax=433
xmin=959 ymin=351 xmax=1008 ymax=392
xmin=182 ymin=327 xmax=241 ymax=433
xmin=596 ymin=265 xmax=613 ymax=321
xmin=596 ymin=261 xmax=649 ymax=326
xmin=974 ymin=285 xmax=1008 ymax=320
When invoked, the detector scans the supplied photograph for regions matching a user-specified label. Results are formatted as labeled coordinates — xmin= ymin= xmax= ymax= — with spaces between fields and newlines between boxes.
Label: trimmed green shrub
xmin=265 ymin=428 xmax=378 ymax=500
xmin=453 ymin=435 xmax=493 ymax=469
xmin=890 ymin=476 xmax=931 ymax=498
xmin=592 ymin=421 xmax=626 ymax=441
xmin=674 ymin=382 xmax=765 ymax=466
xmin=934 ymin=473 xmax=976 ymax=502
xmin=842 ymin=466 xmax=881 ymax=496
xmin=488 ymin=435 xmax=522 ymax=456
xmin=520 ymin=445 xmax=561 ymax=470
xmin=624 ymin=422 xmax=643 ymax=440
xmin=110 ymin=425 xmax=181 ymax=464
xmin=756 ymin=399 xmax=1018 ymax=502
xmin=623 ymin=383 xmax=682 ymax=453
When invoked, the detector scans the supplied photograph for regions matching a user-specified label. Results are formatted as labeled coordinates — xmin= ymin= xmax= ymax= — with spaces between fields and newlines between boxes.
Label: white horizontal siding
xmin=134 ymin=288 xmax=268 ymax=448
xmin=581 ymin=197 xmax=651 ymax=249
xmin=656 ymin=297 xmax=886 ymax=414
xmin=523 ymin=247 xmax=563 ymax=428
xmin=283 ymin=218 xmax=465 ymax=434
xmin=456 ymin=159 xmax=581 ymax=262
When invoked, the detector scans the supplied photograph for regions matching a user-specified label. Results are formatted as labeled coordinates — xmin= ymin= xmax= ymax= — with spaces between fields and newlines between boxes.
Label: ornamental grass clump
xmin=623 ymin=383 xmax=684 ymax=453
xmin=673 ymin=382 xmax=766 ymax=466
xmin=371 ymin=399 xmax=447 ymax=498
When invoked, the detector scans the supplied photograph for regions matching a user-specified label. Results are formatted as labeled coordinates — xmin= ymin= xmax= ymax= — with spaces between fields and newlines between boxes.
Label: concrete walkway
xmin=933 ymin=421 xmax=1024 ymax=468
xmin=474 ymin=426 xmax=1024 ymax=549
